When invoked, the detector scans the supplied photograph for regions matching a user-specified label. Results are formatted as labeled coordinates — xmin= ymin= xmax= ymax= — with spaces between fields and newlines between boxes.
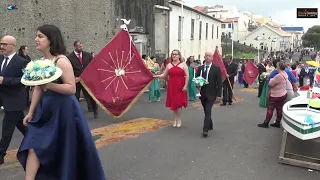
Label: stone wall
xmin=0 ymin=0 xmax=167 ymax=58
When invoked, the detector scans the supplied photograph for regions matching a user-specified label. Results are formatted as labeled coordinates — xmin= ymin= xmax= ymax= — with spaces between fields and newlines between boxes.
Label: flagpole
xmin=180 ymin=0 xmax=184 ymax=53
xmin=257 ymin=46 xmax=260 ymax=63
xmin=305 ymin=52 xmax=320 ymax=122
xmin=231 ymin=20 xmax=234 ymax=59
xmin=254 ymin=36 xmax=260 ymax=63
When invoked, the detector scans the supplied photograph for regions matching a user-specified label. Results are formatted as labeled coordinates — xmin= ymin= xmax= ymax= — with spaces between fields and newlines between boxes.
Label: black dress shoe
xmin=0 ymin=158 xmax=4 ymax=166
xmin=220 ymin=103 xmax=226 ymax=106
xmin=258 ymin=122 xmax=269 ymax=128
xmin=94 ymin=111 xmax=98 ymax=118
xmin=202 ymin=131 xmax=208 ymax=137
xmin=228 ymin=102 xmax=232 ymax=105
xmin=270 ymin=122 xmax=281 ymax=128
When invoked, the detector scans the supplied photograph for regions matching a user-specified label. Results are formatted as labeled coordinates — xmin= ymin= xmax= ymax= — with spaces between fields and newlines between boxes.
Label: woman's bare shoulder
xmin=55 ymin=55 xmax=71 ymax=65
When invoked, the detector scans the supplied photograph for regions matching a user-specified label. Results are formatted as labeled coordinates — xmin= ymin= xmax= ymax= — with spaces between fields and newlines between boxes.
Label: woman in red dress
xmin=155 ymin=50 xmax=189 ymax=128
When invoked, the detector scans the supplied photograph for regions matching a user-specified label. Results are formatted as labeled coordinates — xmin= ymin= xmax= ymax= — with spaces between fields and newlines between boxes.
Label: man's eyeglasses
xmin=0 ymin=43 xmax=14 ymax=46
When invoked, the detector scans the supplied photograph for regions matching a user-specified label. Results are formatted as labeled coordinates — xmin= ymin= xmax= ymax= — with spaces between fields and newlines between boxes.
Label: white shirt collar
xmin=204 ymin=63 xmax=212 ymax=67
xmin=74 ymin=51 xmax=82 ymax=56
xmin=5 ymin=52 xmax=16 ymax=60
xmin=1 ymin=52 xmax=16 ymax=70
xmin=203 ymin=63 xmax=212 ymax=81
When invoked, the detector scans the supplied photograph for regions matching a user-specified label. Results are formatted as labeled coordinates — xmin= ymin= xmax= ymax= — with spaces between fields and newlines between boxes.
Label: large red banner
xmin=212 ymin=47 xmax=227 ymax=81
xmin=80 ymin=30 xmax=154 ymax=118
xmin=243 ymin=60 xmax=259 ymax=85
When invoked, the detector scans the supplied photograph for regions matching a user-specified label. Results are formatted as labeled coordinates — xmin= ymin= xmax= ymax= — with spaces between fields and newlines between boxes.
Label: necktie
xmin=77 ymin=53 xmax=82 ymax=64
xmin=203 ymin=65 xmax=209 ymax=79
xmin=2 ymin=57 xmax=9 ymax=72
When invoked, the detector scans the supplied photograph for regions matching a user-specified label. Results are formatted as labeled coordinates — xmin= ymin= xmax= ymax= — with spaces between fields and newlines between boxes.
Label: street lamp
xmin=254 ymin=36 xmax=261 ymax=62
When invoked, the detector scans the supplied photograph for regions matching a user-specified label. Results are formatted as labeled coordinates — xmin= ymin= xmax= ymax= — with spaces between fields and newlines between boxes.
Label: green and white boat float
xmin=282 ymin=93 xmax=320 ymax=140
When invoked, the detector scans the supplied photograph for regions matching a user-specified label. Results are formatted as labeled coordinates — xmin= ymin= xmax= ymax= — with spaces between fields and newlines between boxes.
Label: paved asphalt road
xmin=291 ymin=52 xmax=313 ymax=63
xmin=0 ymin=83 xmax=319 ymax=180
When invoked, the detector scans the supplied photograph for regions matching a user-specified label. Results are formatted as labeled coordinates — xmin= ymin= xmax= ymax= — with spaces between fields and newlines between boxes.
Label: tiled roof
xmin=194 ymin=6 xmax=208 ymax=12
xmin=169 ymin=2 xmax=224 ymax=23
xmin=218 ymin=17 xmax=239 ymax=23
xmin=266 ymin=21 xmax=280 ymax=28
xmin=246 ymin=24 xmax=292 ymax=38
xmin=281 ymin=27 xmax=304 ymax=32
xmin=265 ymin=23 xmax=291 ymax=36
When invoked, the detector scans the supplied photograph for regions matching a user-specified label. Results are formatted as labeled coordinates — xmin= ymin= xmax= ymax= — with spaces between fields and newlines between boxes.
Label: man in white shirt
xmin=196 ymin=52 xmax=222 ymax=137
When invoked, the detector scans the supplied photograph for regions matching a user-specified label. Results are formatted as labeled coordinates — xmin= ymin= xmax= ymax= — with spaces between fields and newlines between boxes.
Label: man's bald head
xmin=204 ymin=51 xmax=213 ymax=64
xmin=0 ymin=35 xmax=17 ymax=56
xmin=205 ymin=52 xmax=213 ymax=57
xmin=2 ymin=35 xmax=16 ymax=45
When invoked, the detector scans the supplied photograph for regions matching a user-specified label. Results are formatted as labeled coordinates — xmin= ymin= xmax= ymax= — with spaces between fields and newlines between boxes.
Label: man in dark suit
xmin=221 ymin=55 xmax=238 ymax=106
xmin=241 ymin=60 xmax=249 ymax=88
xmin=0 ymin=35 xmax=28 ymax=166
xmin=298 ymin=64 xmax=306 ymax=87
xmin=257 ymin=61 xmax=266 ymax=97
xmin=196 ymin=52 xmax=222 ymax=137
xmin=0 ymin=48 xmax=3 ymax=110
xmin=68 ymin=40 xmax=98 ymax=118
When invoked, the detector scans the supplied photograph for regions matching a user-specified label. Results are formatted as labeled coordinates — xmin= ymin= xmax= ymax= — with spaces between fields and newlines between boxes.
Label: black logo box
xmin=297 ymin=8 xmax=318 ymax=18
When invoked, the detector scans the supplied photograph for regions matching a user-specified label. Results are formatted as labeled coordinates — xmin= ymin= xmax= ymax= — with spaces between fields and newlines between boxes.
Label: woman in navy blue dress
xmin=17 ymin=25 xmax=106 ymax=180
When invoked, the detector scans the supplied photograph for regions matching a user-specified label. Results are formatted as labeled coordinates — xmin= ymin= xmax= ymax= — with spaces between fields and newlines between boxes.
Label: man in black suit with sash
xmin=196 ymin=52 xmax=222 ymax=137
xmin=221 ymin=55 xmax=238 ymax=106
xmin=68 ymin=40 xmax=98 ymax=118
xmin=0 ymin=35 xmax=28 ymax=166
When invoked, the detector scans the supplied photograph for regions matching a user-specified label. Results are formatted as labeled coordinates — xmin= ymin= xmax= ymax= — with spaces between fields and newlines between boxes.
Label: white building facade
xmin=280 ymin=27 xmax=304 ymax=48
xmin=220 ymin=17 xmax=238 ymax=40
xmin=207 ymin=5 xmax=239 ymax=19
xmin=242 ymin=24 xmax=293 ymax=52
xmin=200 ymin=5 xmax=251 ymax=42
xmin=169 ymin=1 xmax=222 ymax=60
xmin=219 ymin=15 xmax=252 ymax=42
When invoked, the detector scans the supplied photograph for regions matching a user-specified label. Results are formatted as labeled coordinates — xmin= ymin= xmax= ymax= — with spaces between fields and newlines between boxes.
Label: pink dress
xmin=166 ymin=62 xmax=188 ymax=110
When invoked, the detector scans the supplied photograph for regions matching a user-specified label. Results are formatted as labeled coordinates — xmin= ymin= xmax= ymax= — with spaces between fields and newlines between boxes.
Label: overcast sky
xmin=184 ymin=0 xmax=320 ymax=31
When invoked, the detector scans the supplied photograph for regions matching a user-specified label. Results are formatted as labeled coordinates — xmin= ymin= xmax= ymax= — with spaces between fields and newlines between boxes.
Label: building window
xmin=199 ymin=21 xmax=202 ymax=40
xmin=216 ymin=26 xmax=219 ymax=39
xmin=178 ymin=16 xmax=182 ymax=41
xmin=205 ymin=23 xmax=208 ymax=40
xmin=221 ymin=24 xmax=226 ymax=29
xmin=228 ymin=32 xmax=231 ymax=38
xmin=212 ymin=24 xmax=214 ymax=39
xmin=228 ymin=23 xmax=232 ymax=28
xmin=191 ymin=19 xmax=195 ymax=40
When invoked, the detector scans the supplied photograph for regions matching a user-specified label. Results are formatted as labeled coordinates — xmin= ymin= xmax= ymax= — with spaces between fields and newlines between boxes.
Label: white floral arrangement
xmin=193 ymin=76 xmax=209 ymax=87
xmin=22 ymin=59 xmax=57 ymax=81
xmin=259 ymin=72 xmax=270 ymax=80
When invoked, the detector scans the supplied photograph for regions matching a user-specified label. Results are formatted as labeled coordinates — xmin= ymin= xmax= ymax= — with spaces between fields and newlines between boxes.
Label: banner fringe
xmin=80 ymin=79 xmax=155 ymax=119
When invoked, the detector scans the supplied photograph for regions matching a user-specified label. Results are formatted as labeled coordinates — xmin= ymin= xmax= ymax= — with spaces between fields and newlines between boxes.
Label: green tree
xmin=302 ymin=25 xmax=320 ymax=50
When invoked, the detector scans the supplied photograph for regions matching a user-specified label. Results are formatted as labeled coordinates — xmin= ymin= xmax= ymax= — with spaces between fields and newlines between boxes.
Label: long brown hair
xmin=170 ymin=49 xmax=183 ymax=62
